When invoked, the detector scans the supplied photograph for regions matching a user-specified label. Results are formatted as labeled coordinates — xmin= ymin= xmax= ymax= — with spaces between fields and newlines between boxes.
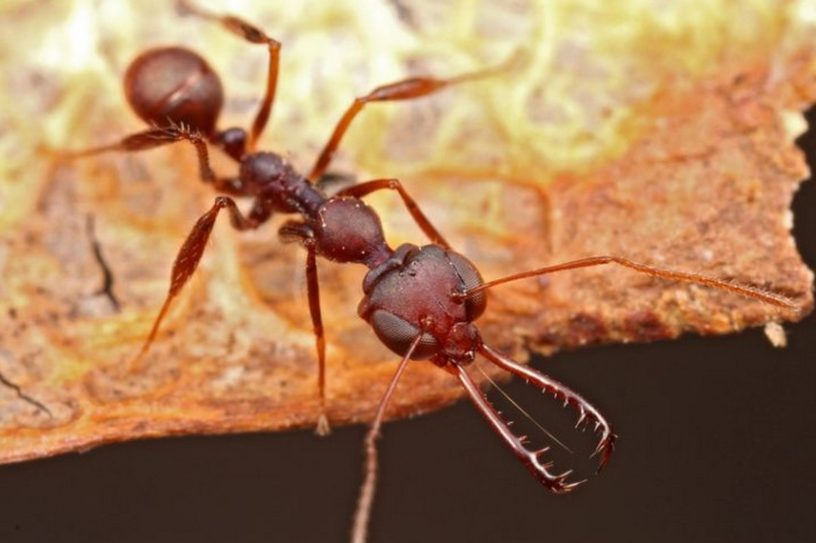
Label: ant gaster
xmin=62 ymin=2 xmax=797 ymax=542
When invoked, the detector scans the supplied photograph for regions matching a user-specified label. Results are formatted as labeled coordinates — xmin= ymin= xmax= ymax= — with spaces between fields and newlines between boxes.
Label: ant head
xmin=368 ymin=310 xmax=443 ymax=360
xmin=440 ymin=321 xmax=482 ymax=363
xmin=361 ymin=245 xmax=487 ymax=363
xmin=124 ymin=46 xmax=223 ymax=136
xmin=368 ymin=310 xmax=482 ymax=364
xmin=447 ymin=251 xmax=487 ymax=322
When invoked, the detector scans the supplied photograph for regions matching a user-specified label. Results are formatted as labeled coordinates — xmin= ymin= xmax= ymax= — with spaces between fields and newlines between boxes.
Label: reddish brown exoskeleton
xmin=61 ymin=2 xmax=797 ymax=542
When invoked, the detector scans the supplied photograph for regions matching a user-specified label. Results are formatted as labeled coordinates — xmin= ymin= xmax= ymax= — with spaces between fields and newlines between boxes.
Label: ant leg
xmin=178 ymin=0 xmax=280 ymax=151
xmin=132 ymin=196 xmax=270 ymax=367
xmin=351 ymin=333 xmax=423 ymax=543
xmin=478 ymin=343 xmax=616 ymax=470
xmin=335 ymin=178 xmax=449 ymax=248
xmin=309 ymin=60 xmax=510 ymax=181
xmin=453 ymin=361 xmax=587 ymax=493
xmin=56 ymin=127 xmax=200 ymax=159
xmin=278 ymin=221 xmax=330 ymax=434
xmin=306 ymin=241 xmax=329 ymax=435
xmin=162 ymin=125 xmax=254 ymax=195
xmin=459 ymin=256 xmax=797 ymax=309
xmin=57 ymin=123 xmax=250 ymax=194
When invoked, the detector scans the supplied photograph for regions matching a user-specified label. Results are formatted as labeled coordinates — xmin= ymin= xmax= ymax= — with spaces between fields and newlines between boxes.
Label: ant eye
xmin=370 ymin=310 xmax=439 ymax=359
xmin=447 ymin=252 xmax=487 ymax=320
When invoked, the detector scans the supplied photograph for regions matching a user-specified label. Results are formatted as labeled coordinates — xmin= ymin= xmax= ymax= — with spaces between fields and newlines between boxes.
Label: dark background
xmin=1 ymin=112 xmax=815 ymax=543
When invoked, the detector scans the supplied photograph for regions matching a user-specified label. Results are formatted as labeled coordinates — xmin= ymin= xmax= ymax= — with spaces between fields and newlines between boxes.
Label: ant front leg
xmin=335 ymin=178 xmax=450 ymax=248
xmin=308 ymin=61 xmax=508 ymax=181
xmin=132 ymin=196 xmax=270 ymax=368
xmin=178 ymin=0 xmax=280 ymax=152
xmin=278 ymin=221 xmax=330 ymax=435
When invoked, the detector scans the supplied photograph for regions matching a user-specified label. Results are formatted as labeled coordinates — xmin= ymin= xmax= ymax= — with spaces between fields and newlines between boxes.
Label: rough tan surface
xmin=0 ymin=0 xmax=813 ymax=464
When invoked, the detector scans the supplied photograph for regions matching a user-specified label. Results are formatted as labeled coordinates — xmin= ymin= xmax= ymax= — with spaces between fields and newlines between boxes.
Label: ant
xmin=61 ymin=2 xmax=797 ymax=542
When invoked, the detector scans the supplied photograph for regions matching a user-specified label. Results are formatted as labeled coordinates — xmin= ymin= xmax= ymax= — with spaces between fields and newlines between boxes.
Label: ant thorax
xmin=239 ymin=152 xmax=320 ymax=209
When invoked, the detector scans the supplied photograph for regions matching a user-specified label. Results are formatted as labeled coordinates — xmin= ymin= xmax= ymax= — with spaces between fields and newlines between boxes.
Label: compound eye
xmin=448 ymin=252 xmax=487 ymax=320
xmin=370 ymin=310 xmax=439 ymax=359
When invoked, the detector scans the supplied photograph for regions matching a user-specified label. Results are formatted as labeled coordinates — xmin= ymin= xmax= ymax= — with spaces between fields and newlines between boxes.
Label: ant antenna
xmin=457 ymin=255 xmax=798 ymax=309
xmin=473 ymin=362 xmax=573 ymax=454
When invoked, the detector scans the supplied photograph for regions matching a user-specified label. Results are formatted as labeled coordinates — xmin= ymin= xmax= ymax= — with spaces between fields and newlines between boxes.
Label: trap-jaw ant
xmin=60 ymin=2 xmax=798 ymax=542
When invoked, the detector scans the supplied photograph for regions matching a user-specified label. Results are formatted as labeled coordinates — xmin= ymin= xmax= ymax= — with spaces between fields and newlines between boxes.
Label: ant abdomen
xmin=124 ymin=46 xmax=223 ymax=135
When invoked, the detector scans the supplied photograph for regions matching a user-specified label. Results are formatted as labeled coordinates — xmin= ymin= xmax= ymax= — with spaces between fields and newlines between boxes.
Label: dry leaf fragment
xmin=0 ymin=0 xmax=813 ymax=465
xmin=764 ymin=322 xmax=788 ymax=348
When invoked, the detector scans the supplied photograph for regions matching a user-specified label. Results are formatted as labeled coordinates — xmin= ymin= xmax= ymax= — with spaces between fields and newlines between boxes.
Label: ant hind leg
xmin=308 ymin=58 xmax=513 ymax=181
xmin=55 ymin=123 xmax=250 ymax=195
xmin=178 ymin=0 xmax=280 ymax=152
xmin=131 ymin=196 xmax=269 ymax=371
xmin=55 ymin=126 xmax=198 ymax=160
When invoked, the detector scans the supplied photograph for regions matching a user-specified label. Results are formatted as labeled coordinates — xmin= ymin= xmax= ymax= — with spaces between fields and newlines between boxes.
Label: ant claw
xmin=315 ymin=413 xmax=331 ymax=436
xmin=127 ymin=351 xmax=148 ymax=374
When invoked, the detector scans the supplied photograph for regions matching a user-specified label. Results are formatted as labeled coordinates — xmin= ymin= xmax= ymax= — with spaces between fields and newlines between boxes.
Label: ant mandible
xmin=62 ymin=2 xmax=797 ymax=542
